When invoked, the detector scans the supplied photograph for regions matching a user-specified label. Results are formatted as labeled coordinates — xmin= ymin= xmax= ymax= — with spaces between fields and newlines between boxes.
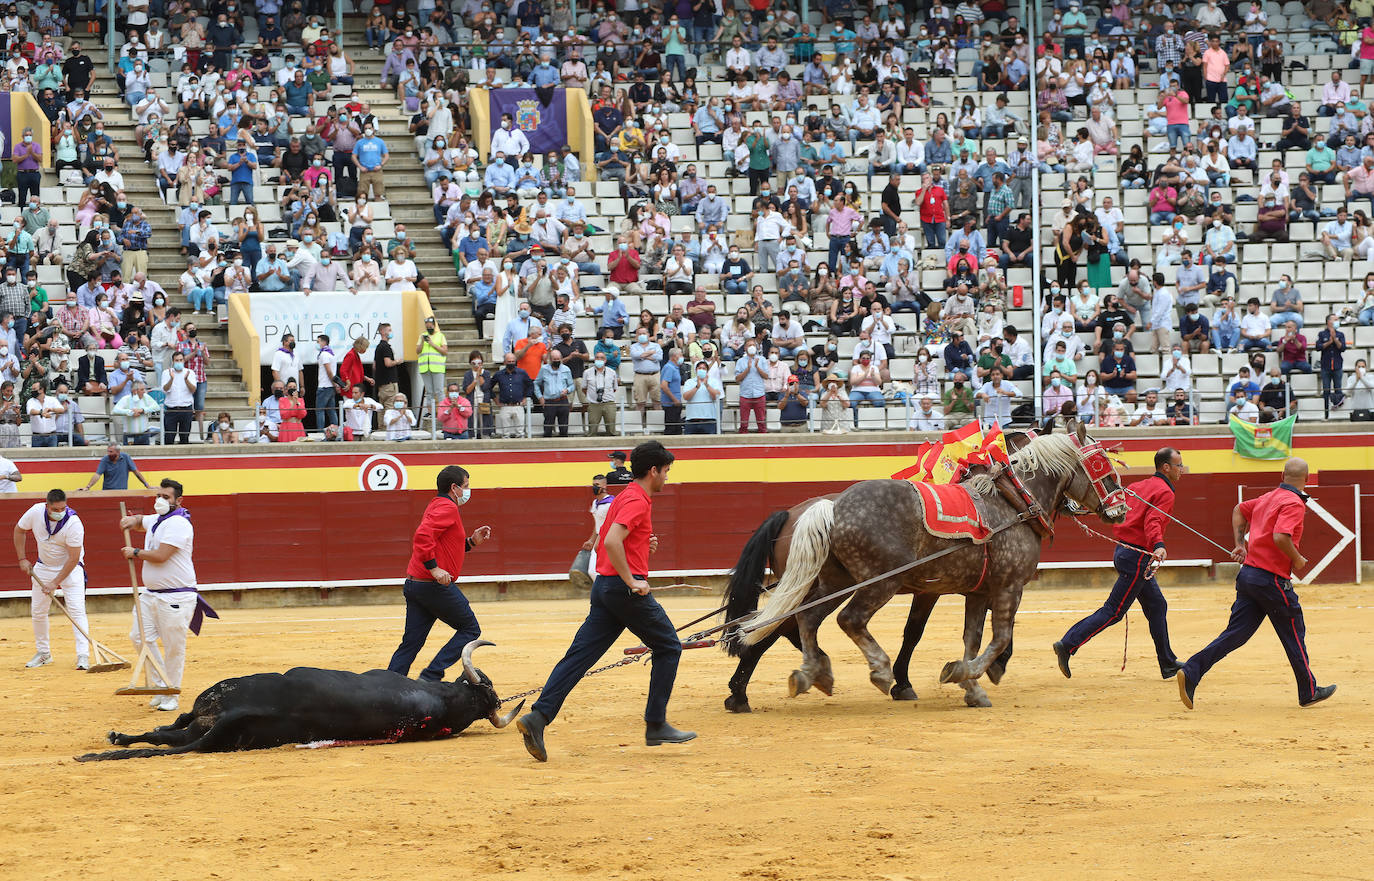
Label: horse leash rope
xmin=497 ymin=602 xmax=732 ymax=705
xmin=1124 ymin=487 xmax=1237 ymax=557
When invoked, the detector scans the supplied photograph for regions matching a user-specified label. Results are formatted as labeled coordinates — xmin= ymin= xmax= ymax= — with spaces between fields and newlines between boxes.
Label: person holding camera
xmin=416 ymin=315 xmax=448 ymax=420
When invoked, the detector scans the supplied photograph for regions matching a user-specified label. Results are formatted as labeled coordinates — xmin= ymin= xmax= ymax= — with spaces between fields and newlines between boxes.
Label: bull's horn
xmin=461 ymin=639 xmax=495 ymax=686
xmin=490 ymin=698 xmax=524 ymax=729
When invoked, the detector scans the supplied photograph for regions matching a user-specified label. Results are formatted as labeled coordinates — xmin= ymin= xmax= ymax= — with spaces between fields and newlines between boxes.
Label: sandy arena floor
xmin=1 ymin=584 xmax=1370 ymax=881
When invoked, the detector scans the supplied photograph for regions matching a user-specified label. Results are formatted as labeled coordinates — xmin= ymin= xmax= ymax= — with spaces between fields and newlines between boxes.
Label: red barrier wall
xmin=0 ymin=470 xmax=1362 ymax=593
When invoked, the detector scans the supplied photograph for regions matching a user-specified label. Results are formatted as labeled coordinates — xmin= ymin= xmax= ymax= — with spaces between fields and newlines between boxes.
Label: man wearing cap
xmin=1178 ymin=458 xmax=1336 ymax=709
xmin=606 ymin=451 xmax=634 ymax=486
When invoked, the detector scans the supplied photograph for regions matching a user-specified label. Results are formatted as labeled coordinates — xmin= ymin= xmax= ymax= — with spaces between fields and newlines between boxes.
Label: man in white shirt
xmin=1094 ymin=197 xmax=1124 ymax=238
xmin=343 ymin=384 xmax=383 ymax=439
xmin=909 ymin=397 xmax=945 ymax=432
xmin=0 ymin=454 xmax=20 ymax=491
xmin=284 ymin=240 xmax=318 ymax=289
xmin=16 ymin=489 xmax=89 ymax=669
xmin=724 ymin=36 xmax=752 ymax=78
xmin=489 ymin=113 xmax=529 ymax=164
xmin=271 ymin=333 xmax=301 ymax=385
xmin=26 ymin=385 xmax=65 ymax=447
xmin=385 ymin=250 xmax=420 ymax=291
xmin=149 ymin=310 xmax=180 ymax=379
xmin=771 ymin=310 xmax=805 ymax=358
xmin=1239 ymin=297 xmax=1273 ymax=351
xmin=1002 ymin=327 xmax=1034 ymax=380
xmin=120 ymin=479 xmax=212 ymax=711
xmin=161 ymin=351 xmax=198 ymax=444
xmin=1129 ymin=388 xmax=1168 ymax=426
xmin=1161 ymin=346 xmax=1193 ymax=393
xmin=113 ymin=379 xmax=160 ymax=443
xmin=753 ymin=204 xmax=790 ymax=273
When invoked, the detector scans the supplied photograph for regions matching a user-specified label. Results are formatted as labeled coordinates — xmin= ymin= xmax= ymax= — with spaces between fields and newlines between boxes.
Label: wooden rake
xmin=114 ymin=502 xmax=179 ymax=697
xmin=38 ymin=580 xmax=130 ymax=673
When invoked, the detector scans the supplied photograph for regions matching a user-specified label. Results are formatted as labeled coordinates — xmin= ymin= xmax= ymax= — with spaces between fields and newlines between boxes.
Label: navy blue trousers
xmin=532 ymin=574 xmax=682 ymax=724
xmin=1182 ymin=565 xmax=1319 ymax=703
xmin=1061 ymin=545 xmax=1178 ymax=667
xmin=387 ymin=578 xmax=482 ymax=682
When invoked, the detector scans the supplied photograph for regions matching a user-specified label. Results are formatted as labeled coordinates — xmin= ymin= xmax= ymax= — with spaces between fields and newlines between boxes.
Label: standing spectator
xmin=735 ymin=343 xmax=770 ymax=433
xmin=486 ymin=354 xmax=535 ymax=438
xmin=681 ymin=360 xmax=722 ymax=434
xmin=12 ymin=128 xmax=42 ymax=207
xmin=825 ymin=193 xmax=862 ymax=270
xmin=415 ymin=316 xmax=448 ymax=419
xmin=177 ymin=320 xmax=210 ymax=439
xmin=227 ymin=140 xmax=259 ymax=205
xmin=315 ymin=334 xmax=342 ymax=433
xmin=354 ymin=123 xmax=390 ymax=200
xmin=80 ymin=442 xmax=151 ymax=491
xmin=161 ymin=351 xmax=197 ymax=444
xmin=659 ymin=348 xmax=684 ymax=436
xmin=583 ymin=352 xmax=620 ymax=437
xmin=536 ymin=351 xmax=574 ymax=438
xmin=373 ymin=323 xmax=401 ymax=409
xmin=113 ymin=380 xmax=160 ymax=444
xmin=1316 ymin=314 xmax=1347 ymax=411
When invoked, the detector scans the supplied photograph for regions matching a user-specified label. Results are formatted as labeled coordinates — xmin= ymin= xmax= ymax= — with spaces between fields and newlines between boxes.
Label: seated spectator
xmin=1258 ymin=368 xmax=1297 ymax=422
xmin=1099 ymin=340 xmax=1137 ymax=403
xmin=1239 ymin=297 xmax=1272 ymax=351
xmin=1251 ymin=195 xmax=1289 ymax=243
xmin=1129 ymin=388 xmax=1167 ymax=427
xmin=1228 ymin=365 xmax=1262 ymax=407
xmin=1167 ymin=389 xmax=1195 ymax=426
xmin=1277 ymin=322 xmax=1312 ymax=374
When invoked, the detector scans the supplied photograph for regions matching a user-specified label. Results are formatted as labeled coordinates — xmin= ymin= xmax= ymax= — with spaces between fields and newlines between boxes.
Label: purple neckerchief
xmin=318 ymin=346 xmax=334 ymax=356
xmin=150 ymin=506 xmax=191 ymax=534
xmin=147 ymin=587 xmax=218 ymax=635
xmin=44 ymin=507 xmax=74 ymax=537
xmin=278 ymin=346 xmax=295 ymax=356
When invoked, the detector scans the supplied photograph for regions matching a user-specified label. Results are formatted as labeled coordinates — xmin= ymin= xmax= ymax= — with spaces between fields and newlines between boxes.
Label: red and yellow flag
xmin=892 ymin=422 xmax=1010 ymax=485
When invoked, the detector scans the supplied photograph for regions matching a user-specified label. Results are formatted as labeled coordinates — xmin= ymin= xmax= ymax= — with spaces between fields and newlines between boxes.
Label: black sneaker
xmin=1052 ymin=641 xmax=1072 ymax=679
xmin=516 ymin=710 xmax=548 ymax=762
xmin=1300 ymin=684 xmax=1337 ymax=707
xmin=1177 ymin=669 xmax=1196 ymax=710
xmin=1160 ymin=660 xmax=1183 ymax=680
xmin=645 ymin=720 xmax=696 ymax=746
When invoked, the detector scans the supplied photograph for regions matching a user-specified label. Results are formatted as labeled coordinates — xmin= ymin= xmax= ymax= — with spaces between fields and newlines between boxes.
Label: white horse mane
xmin=958 ymin=433 xmax=1080 ymax=497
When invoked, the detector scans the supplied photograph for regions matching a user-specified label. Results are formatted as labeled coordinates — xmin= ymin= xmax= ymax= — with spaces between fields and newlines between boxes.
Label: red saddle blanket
xmin=910 ymin=481 xmax=992 ymax=542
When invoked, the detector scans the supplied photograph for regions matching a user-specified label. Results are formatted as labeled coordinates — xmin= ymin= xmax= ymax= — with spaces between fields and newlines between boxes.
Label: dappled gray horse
xmin=741 ymin=424 xmax=1129 ymax=702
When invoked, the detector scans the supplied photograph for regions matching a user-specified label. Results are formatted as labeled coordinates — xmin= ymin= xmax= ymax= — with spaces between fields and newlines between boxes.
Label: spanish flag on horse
xmin=892 ymin=422 xmax=1011 ymax=486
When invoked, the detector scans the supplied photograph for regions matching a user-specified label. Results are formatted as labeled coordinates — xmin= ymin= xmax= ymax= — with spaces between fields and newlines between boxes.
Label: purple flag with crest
xmin=489 ymin=88 xmax=567 ymax=155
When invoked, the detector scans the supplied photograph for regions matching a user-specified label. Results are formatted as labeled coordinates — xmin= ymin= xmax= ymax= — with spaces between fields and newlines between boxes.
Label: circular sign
xmin=358 ymin=454 xmax=408 ymax=491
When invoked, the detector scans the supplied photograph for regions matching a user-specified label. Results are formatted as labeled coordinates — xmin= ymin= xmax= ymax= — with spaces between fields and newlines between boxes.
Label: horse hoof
xmin=939 ymin=660 xmax=969 ymax=684
xmin=106 ymin=731 xmax=119 ymax=745
xmin=987 ymin=662 xmax=1007 ymax=685
xmin=724 ymin=695 xmax=752 ymax=714
xmin=890 ymin=685 xmax=919 ymax=702
xmin=814 ymin=673 xmax=835 ymax=696
xmin=964 ymin=690 xmax=993 ymax=708
xmin=788 ymin=670 xmax=811 ymax=697
xmin=870 ymin=671 xmax=895 ymax=695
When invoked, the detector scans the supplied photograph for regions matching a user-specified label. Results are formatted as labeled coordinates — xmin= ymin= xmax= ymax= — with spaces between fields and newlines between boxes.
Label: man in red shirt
xmin=518 ymin=441 xmax=692 ymax=762
xmin=1055 ymin=448 xmax=1185 ymax=680
xmin=386 ymin=465 xmax=493 ymax=681
xmin=1179 ymin=458 xmax=1336 ymax=709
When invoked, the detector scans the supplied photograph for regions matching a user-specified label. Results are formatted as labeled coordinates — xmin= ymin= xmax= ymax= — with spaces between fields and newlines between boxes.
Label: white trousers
xmin=31 ymin=564 xmax=89 ymax=656
xmin=129 ymin=591 xmax=196 ymax=688
xmin=496 ymin=405 xmax=525 ymax=437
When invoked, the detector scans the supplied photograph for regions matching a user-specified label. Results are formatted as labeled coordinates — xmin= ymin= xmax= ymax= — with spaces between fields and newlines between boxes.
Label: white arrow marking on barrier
xmin=1297 ymin=499 xmax=1355 ymax=585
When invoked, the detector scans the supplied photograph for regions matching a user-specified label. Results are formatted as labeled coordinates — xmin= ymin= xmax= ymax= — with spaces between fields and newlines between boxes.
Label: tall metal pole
xmin=108 ymin=0 xmax=116 ymax=73
xmin=336 ymin=0 xmax=344 ymax=45
xmin=1028 ymin=0 xmax=1043 ymax=423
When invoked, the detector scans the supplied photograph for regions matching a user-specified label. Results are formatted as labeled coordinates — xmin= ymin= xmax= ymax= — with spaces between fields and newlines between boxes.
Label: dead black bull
xmin=75 ymin=641 xmax=523 ymax=761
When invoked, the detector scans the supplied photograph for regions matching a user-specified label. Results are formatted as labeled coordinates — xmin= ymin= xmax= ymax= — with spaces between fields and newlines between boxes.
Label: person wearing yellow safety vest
xmin=416 ymin=315 xmax=449 ymax=418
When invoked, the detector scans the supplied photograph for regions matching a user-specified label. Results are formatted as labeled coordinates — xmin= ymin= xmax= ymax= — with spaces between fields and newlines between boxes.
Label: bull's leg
xmin=108 ymin=712 xmax=201 ymax=747
xmin=942 ymin=584 xmax=1023 ymax=686
xmin=891 ymin=593 xmax=939 ymax=702
xmin=835 ymin=582 xmax=904 ymax=696
xmin=726 ymin=627 xmax=791 ymax=713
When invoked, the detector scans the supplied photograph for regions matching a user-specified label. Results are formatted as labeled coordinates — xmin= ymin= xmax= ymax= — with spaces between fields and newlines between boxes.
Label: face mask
xmin=747 ymin=345 xmax=758 ymax=356
xmin=595 ymin=359 xmax=606 ymax=368
xmin=219 ymin=420 xmax=230 ymax=431
xmin=696 ymin=368 xmax=708 ymax=380
xmin=393 ymin=400 xmax=406 ymax=410
xmin=768 ymin=353 xmax=779 ymax=364
xmin=518 ymin=309 xmax=530 ymax=320
xmin=153 ymin=497 xmax=172 ymax=515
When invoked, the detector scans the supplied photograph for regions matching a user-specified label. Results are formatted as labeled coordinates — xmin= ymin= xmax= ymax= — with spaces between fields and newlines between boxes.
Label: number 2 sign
xmin=358 ymin=454 xmax=409 ymax=491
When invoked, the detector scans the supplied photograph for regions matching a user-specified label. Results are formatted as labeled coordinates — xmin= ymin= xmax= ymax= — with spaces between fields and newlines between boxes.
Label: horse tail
xmin=721 ymin=509 xmax=792 ymax=657
xmin=740 ymin=499 xmax=835 ymax=646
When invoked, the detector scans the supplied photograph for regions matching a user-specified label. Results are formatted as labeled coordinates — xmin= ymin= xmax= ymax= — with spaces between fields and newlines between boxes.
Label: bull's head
xmin=458 ymin=640 xmax=524 ymax=729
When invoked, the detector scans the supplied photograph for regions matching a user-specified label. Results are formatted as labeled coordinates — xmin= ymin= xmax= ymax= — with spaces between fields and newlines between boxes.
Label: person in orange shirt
xmin=276 ymin=380 xmax=307 ymax=442
xmin=514 ymin=333 xmax=547 ymax=380
xmin=1202 ymin=34 xmax=1231 ymax=104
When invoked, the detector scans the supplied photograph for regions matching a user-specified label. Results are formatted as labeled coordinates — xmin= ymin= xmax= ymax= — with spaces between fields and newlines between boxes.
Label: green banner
xmin=1230 ymin=414 xmax=1296 ymax=460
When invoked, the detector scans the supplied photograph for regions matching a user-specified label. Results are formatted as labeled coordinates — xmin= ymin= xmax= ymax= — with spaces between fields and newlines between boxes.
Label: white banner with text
xmin=248 ymin=292 xmax=403 ymax=365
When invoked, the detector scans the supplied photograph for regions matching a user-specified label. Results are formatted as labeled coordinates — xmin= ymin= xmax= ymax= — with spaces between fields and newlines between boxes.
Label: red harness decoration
xmin=1065 ymin=433 xmax=1130 ymax=515
xmin=911 ymin=482 xmax=993 ymax=543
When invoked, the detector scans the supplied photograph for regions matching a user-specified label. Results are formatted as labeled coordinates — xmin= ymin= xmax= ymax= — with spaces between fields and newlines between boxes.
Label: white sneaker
xmin=149 ymin=695 xmax=165 ymax=708
xmin=157 ymin=696 xmax=179 ymax=712
xmin=24 ymin=652 xmax=52 ymax=668
xmin=76 ymin=655 xmax=89 ymax=670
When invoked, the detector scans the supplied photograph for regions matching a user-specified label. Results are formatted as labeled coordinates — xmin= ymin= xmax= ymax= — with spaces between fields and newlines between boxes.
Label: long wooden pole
xmin=116 ymin=502 xmax=177 ymax=695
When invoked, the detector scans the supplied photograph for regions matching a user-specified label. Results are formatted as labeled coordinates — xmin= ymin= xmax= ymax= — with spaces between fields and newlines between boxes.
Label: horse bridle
xmin=1064 ymin=432 xmax=1130 ymax=518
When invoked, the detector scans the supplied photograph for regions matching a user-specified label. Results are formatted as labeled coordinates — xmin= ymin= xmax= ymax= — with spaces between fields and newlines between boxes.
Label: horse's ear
xmin=1005 ymin=430 xmax=1033 ymax=451
xmin=1075 ymin=419 xmax=1087 ymax=445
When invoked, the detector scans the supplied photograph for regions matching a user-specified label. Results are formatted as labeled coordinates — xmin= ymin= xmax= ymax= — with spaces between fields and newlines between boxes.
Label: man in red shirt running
xmin=1054 ymin=447 xmax=1185 ymax=680
xmin=1178 ymin=458 xmax=1336 ymax=709
xmin=518 ymin=441 xmax=693 ymax=762
xmin=386 ymin=465 xmax=493 ymax=681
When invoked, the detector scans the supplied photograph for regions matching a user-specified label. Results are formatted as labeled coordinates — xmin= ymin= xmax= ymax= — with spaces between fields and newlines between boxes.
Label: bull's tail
xmin=75 ymin=744 xmax=202 ymax=762
xmin=740 ymin=500 xmax=834 ymax=646
xmin=721 ymin=510 xmax=791 ymax=657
